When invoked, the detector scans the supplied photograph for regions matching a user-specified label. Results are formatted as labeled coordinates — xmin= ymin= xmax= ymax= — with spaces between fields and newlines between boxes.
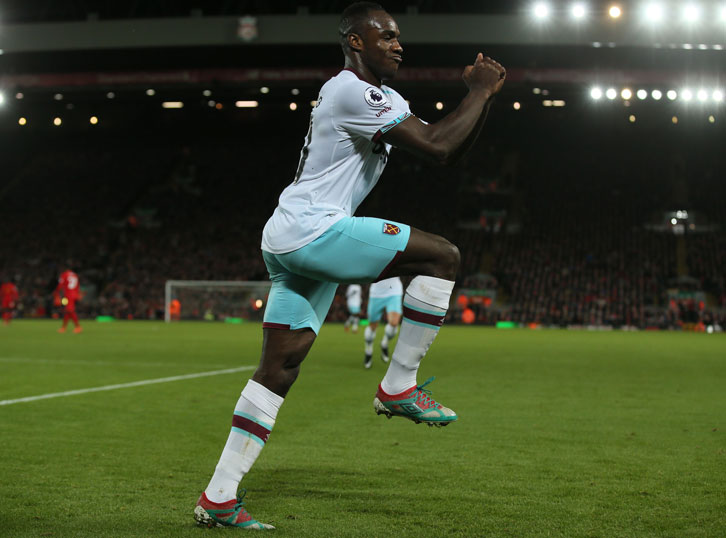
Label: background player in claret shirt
xmin=194 ymin=1 xmax=505 ymax=530
xmin=344 ymin=283 xmax=362 ymax=332
xmin=55 ymin=267 xmax=82 ymax=333
xmin=1 ymin=278 xmax=19 ymax=325
xmin=364 ymin=276 xmax=403 ymax=368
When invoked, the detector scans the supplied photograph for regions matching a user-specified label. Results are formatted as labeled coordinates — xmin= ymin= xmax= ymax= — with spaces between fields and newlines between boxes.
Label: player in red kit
xmin=1 ymin=280 xmax=19 ymax=325
xmin=55 ymin=269 xmax=82 ymax=333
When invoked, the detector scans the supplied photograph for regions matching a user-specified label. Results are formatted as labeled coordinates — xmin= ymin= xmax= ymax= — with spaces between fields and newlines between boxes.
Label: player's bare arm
xmin=382 ymin=53 xmax=506 ymax=166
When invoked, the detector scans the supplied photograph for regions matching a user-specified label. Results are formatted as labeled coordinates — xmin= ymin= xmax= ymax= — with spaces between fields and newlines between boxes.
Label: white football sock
xmin=380 ymin=276 xmax=454 ymax=395
xmin=205 ymin=379 xmax=283 ymax=503
xmin=364 ymin=325 xmax=375 ymax=355
xmin=381 ymin=323 xmax=397 ymax=348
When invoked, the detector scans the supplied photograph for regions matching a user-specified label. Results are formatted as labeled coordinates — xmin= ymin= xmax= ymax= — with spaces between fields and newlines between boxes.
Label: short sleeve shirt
xmin=261 ymin=69 xmax=413 ymax=254
xmin=59 ymin=271 xmax=80 ymax=299
xmin=346 ymin=284 xmax=362 ymax=309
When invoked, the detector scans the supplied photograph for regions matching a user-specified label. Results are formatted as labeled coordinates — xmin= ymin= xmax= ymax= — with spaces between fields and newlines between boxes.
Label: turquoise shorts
xmin=262 ymin=216 xmax=410 ymax=334
xmin=367 ymin=295 xmax=403 ymax=323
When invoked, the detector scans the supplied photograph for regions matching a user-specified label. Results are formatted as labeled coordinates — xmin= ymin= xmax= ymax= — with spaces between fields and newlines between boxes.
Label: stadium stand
xmin=1 ymin=111 xmax=723 ymax=330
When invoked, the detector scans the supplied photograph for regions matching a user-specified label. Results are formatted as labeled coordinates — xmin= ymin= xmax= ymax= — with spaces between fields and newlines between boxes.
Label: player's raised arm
xmin=381 ymin=53 xmax=505 ymax=166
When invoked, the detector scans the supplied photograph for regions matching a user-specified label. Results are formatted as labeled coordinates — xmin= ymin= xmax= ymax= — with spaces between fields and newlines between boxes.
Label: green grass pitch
xmin=1 ymin=320 xmax=724 ymax=537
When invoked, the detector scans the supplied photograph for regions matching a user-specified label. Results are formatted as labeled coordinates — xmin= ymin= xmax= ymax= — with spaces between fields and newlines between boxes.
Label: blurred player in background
xmin=343 ymin=283 xmax=362 ymax=332
xmin=195 ymin=1 xmax=505 ymax=529
xmin=1 ymin=278 xmax=19 ymax=325
xmin=169 ymin=298 xmax=181 ymax=321
xmin=364 ymin=277 xmax=402 ymax=368
xmin=55 ymin=267 xmax=82 ymax=333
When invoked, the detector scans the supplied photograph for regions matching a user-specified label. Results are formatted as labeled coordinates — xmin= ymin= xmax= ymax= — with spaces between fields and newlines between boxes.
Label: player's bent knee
xmin=436 ymin=240 xmax=460 ymax=279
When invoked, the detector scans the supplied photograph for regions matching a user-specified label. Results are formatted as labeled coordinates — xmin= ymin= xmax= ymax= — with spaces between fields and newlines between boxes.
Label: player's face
xmin=360 ymin=11 xmax=403 ymax=81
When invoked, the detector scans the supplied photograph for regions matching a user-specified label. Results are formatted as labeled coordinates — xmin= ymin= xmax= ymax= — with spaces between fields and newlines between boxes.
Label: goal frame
xmin=164 ymin=280 xmax=271 ymax=323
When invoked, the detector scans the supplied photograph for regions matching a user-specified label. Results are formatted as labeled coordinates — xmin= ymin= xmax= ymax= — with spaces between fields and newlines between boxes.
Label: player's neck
xmin=343 ymin=59 xmax=382 ymax=87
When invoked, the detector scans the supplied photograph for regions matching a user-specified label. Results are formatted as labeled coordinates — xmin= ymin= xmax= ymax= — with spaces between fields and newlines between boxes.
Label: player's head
xmin=339 ymin=2 xmax=403 ymax=81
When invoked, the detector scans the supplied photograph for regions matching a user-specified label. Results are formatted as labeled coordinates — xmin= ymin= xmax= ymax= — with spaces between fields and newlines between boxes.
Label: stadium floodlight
xmin=697 ymin=89 xmax=708 ymax=102
xmin=202 ymin=89 xmax=212 ymax=97
xmin=672 ymin=115 xmax=678 ymax=124
xmin=513 ymin=101 xmax=522 ymax=110
xmin=629 ymin=114 xmax=636 ymax=123
xmin=667 ymin=90 xmax=678 ymax=100
xmin=106 ymin=91 xmax=115 ymax=99
xmin=289 ymin=102 xmax=298 ymax=110
xmin=162 ymin=101 xmax=184 ymax=109
xmin=681 ymin=89 xmax=693 ymax=101
xmin=652 ymin=89 xmax=663 ymax=100
xmin=54 ymin=93 xmax=63 ymax=101
xmin=0 ymin=92 xmax=4 ymax=105
xmin=606 ymin=88 xmax=617 ymax=100
xmin=15 ymin=92 xmax=24 ymax=99
xmin=89 ymin=116 xmax=99 ymax=125
xmin=608 ymin=5 xmax=622 ymax=19
xmin=291 ymin=88 xmax=300 ymax=96
xmin=590 ymin=87 xmax=603 ymax=100
xmin=571 ymin=3 xmax=587 ymax=20
xmin=713 ymin=89 xmax=724 ymax=102
xmin=621 ymin=88 xmax=633 ymax=100
xmin=53 ymin=117 xmax=62 ymax=126
xmin=18 ymin=117 xmax=27 ymax=126
xmin=709 ymin=115 xmax=716 ymax=123
xmin=146 ymin=88 xmax=156 ymax=96
xmin=682 ymin=4 xmax=701 ymax=22
xmin=720 ymin=5 xmax=726 ymax=21
xmin=643 ymin=2 xmax=665 ymax=23
xmin=532 ymin=2 xmax=551 ymax=20
xmin=435 ymin=101 xmax=444 ymax=110
xmin=260 ymin=86 xmax=270 ymax=94
xmin=637 ymin=89 xmax=648 ymax=100
xmin=235 ymin=100 xmax=259 ymax=108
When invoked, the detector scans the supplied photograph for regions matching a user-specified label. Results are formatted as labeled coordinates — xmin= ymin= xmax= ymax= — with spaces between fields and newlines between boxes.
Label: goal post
xmin=164 ymin=280 xmax=272 ymax=323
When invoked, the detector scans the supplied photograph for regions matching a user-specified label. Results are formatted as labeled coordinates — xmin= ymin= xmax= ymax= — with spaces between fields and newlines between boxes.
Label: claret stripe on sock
xmin=402 ymin=305 xmax=445 ymax=328
xmin=232 ymin=414 xmax=271 ymax=444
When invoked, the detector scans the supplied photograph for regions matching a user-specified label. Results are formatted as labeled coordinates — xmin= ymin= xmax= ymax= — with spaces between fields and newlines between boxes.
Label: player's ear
xmin=347 ymin=32 xmax=364 ymax=53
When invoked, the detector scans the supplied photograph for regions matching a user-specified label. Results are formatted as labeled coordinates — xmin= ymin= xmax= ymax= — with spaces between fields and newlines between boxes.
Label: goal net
xmin=164 ymin=280 xmax=272 ymax=322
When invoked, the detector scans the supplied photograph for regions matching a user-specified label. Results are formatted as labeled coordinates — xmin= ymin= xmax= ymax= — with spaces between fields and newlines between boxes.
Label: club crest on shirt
xmin=383 ymin=223 xmax=401 ymax=235
xmin=364 ymin=87 xmax=388 ymax=107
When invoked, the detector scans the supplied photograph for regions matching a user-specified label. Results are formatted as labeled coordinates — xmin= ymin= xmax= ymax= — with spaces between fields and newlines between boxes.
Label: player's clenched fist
xmin=462 ymin=53 xmax=506 ymax=97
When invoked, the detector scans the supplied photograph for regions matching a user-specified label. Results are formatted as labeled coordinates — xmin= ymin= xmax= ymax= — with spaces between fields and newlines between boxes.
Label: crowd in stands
xmin=1 ymin=110 xmax=723 ymax=330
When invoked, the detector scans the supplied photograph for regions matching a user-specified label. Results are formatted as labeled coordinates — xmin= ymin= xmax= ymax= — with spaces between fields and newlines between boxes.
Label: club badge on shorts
xmin=383 ymin=223 xmax=401 ymax=235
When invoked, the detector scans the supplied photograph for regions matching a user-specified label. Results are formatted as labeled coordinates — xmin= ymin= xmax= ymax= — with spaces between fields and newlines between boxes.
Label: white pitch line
xmin=0 ymin=357 xmax=228 ymax=368
xmin=0 ymin=366 xmax=255 ymax=406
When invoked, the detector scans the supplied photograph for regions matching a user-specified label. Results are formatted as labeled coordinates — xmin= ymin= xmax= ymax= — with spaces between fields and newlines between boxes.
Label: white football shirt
xmin=346 ymin=284 xmax=362 ymax=309
xmin=369 ymin=277 xmax=403 ymax=299
xmin=261 ymin=69 xmax=412 ymax=254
